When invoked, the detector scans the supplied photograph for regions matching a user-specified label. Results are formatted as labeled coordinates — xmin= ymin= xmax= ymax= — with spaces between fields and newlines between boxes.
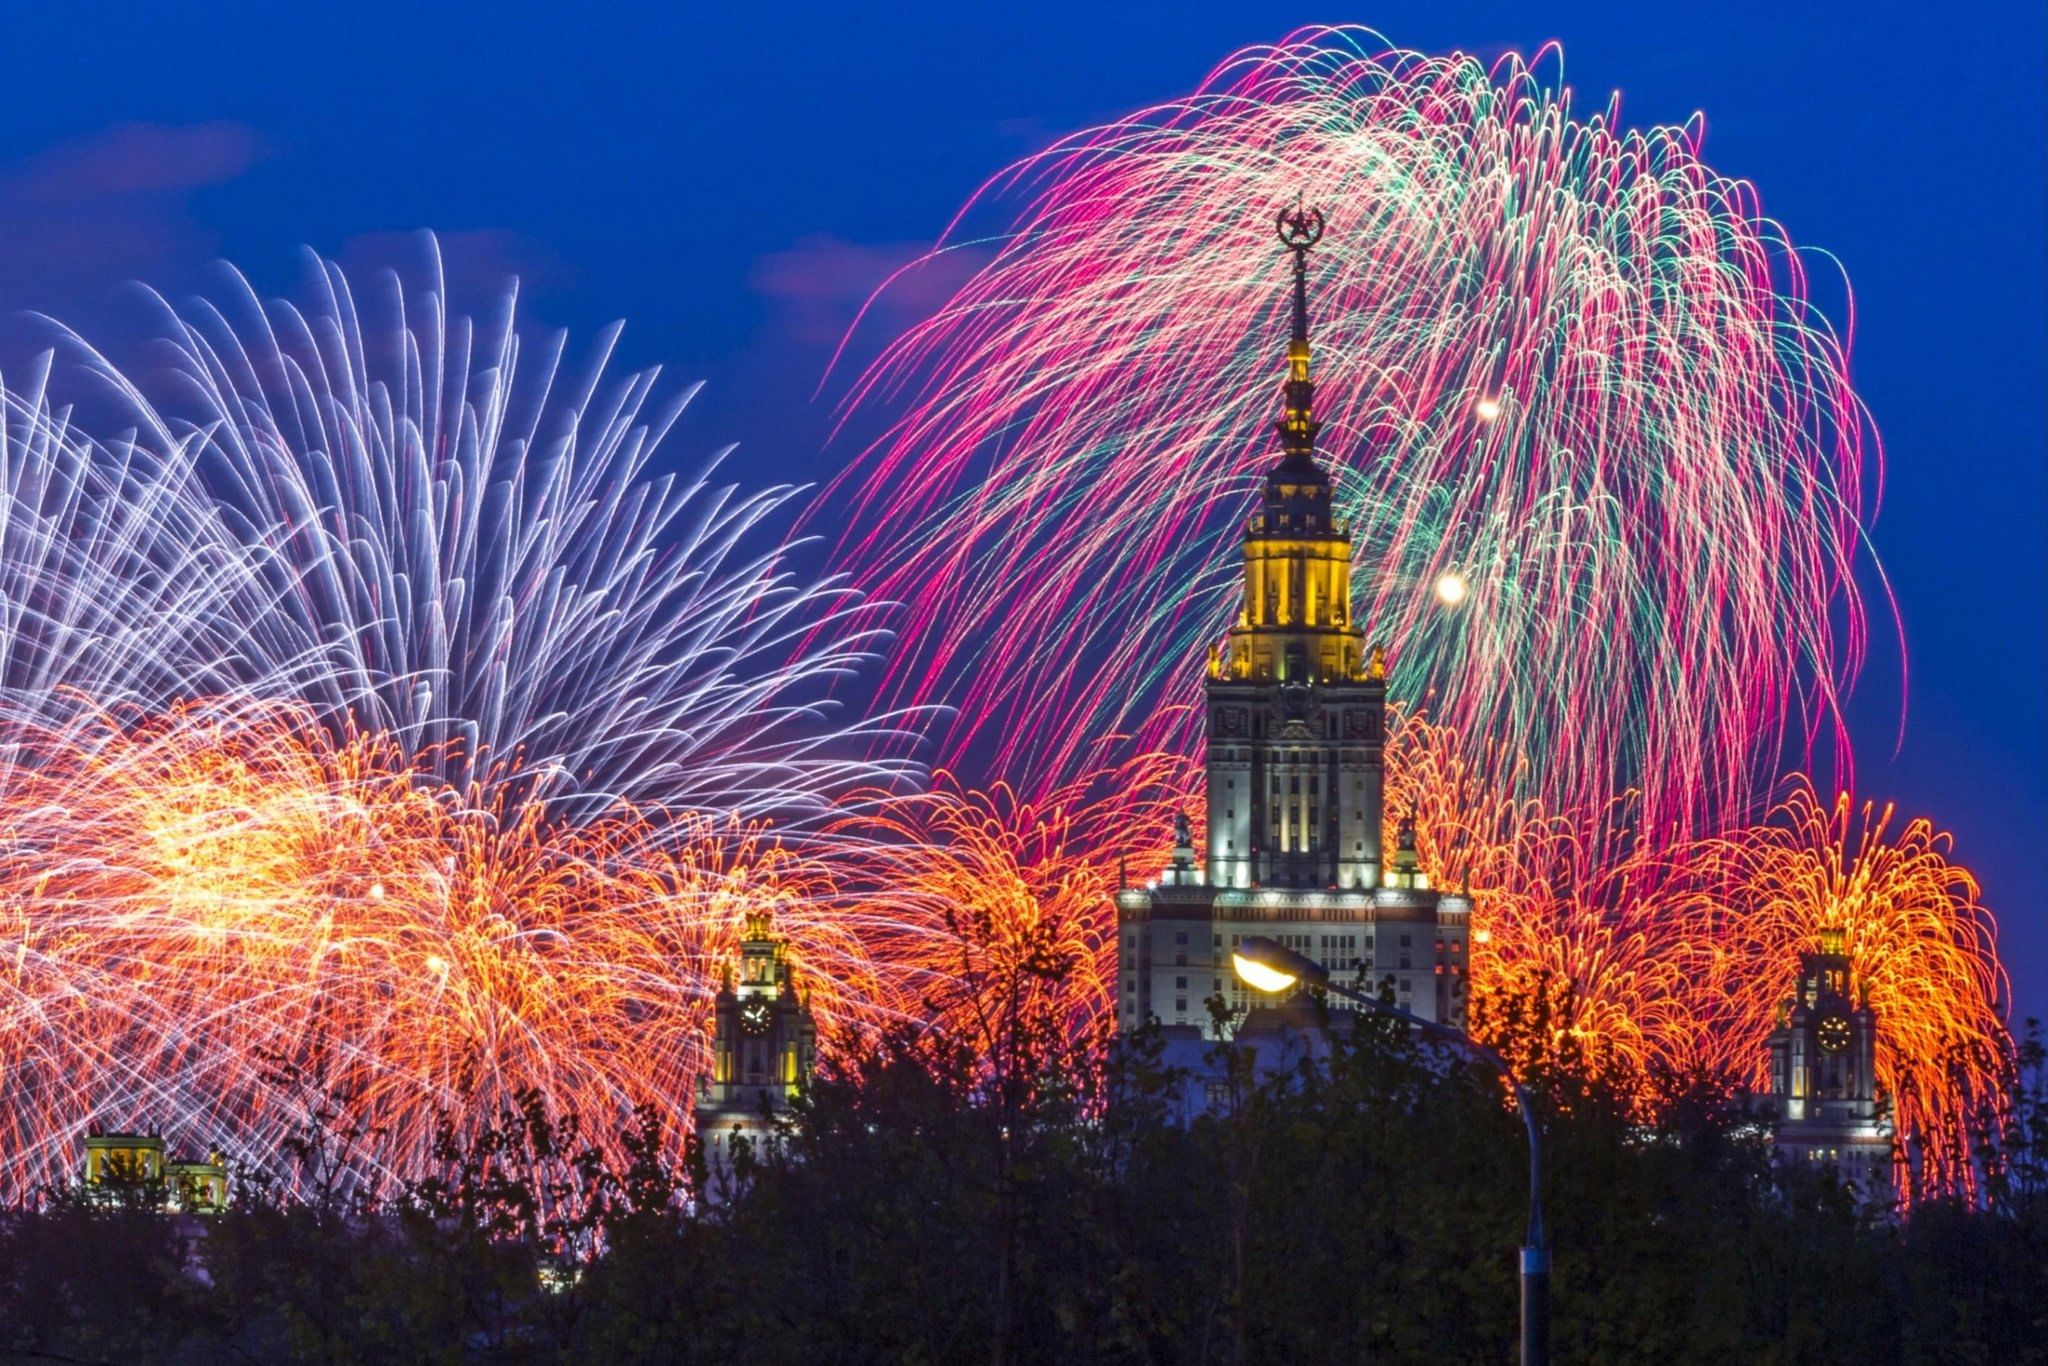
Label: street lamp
xmin=1231 ymin=936 xmax=1549 ymax=1366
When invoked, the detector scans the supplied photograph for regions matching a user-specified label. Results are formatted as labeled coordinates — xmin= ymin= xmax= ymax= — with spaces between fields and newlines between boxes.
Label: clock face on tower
xmin=1816 ymin=1012 xmax=1851 ymax=1053
xmin=740 ymin=999 xmax=772 ymax=1035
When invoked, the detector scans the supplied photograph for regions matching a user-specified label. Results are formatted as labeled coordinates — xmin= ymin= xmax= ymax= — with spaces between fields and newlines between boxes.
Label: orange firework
xmin=1676 ymin=781 xmax=2011 ymax=1196
xmin=1385 ymin=708 xmax=1702 ymax=1106
xmin=831 ymin=752 xmax=1198 ymax=1051
xmin=0 ymin=697 xmax=860 ymax=1199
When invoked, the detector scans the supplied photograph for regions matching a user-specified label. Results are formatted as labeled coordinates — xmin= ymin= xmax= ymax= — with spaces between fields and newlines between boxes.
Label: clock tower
xmin=694 ymin=909 xmax=817 ymax=1189
xmin=1115 ymin=205 xmax=1470 ymax=1037
xmin=1764 ymin=928 xmax=1892 ymax=1194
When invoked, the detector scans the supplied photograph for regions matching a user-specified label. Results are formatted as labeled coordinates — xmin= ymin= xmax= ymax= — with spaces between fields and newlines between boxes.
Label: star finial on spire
xmin=1275 ymin=197 xmax=1325 ymax=345
xmin=1273 ymin=200 xmax=1327 ymax=463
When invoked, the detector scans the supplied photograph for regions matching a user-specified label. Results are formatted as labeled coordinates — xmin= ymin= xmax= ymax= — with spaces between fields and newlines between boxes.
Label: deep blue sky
xmin=0 ymin=3 xmax=2039 ymax=1020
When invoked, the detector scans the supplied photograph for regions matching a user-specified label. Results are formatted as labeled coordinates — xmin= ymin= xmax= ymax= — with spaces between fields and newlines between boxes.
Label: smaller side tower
xmin=694 ymin=910 xmax=817 ymax=1191
xmin=1764 ymin=928 xmax=1891 ymax=1195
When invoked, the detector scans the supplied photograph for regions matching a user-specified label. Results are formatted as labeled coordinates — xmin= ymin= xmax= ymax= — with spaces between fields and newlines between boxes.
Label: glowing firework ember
xmin=0 ymin=698 xmax=852 ymax=1196
xmin=0 ymin=247 xmax=920 ymax=1197
xmin=1676 ymin=782 xmax=2010 ymax=1196
xmin=831 ymin=25 xmax=1875 ymax=837
xmin=831 ymin=752 xmax=1197 ymax=1046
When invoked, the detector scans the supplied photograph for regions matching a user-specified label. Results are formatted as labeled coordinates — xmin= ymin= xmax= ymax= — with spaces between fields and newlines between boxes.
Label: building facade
xmin=694 ymin=909 xmax=817 ymax=1183
xmin=81 ymin=1131 xmax=228 ymax=1212
xmin=1763 ymin=928 xmax=1893 ymax=1193
xmin=1116 ymin=207 xmax=1470 ymax=1039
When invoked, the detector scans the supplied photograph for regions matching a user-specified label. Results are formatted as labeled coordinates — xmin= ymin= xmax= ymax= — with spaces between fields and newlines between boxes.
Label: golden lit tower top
xmin=1210 ymin=202 xmax=1367 ymax=685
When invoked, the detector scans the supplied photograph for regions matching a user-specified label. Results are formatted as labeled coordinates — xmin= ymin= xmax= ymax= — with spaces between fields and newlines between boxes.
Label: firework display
xmin=1382 ymin=709 xmax=1703 ymax=1099
xmin=830 ymin=751 xmax=1198 ymax=1047
xmin=819 ymin=25 xmax=2006 ymax=1198
xmin=830 ymin=25 xmax=1873 ymax=841
xmin=0 ymin=25 xmax=2016 ymax=1210
xmin=1676 ymin=783 xmax=2009 ymax=1195
xmin=0 ymin=253 xmax=917 ymax=1198
xmin=1386 ymin=710 xmax=2007 ymax=1180
xmin=62 ymin=247 xmax=905 ymax=823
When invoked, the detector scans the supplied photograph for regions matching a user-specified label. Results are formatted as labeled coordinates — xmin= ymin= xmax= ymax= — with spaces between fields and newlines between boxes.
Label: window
xmin=1175 ymin=932 xmax=1188 ymax=945
xmin=1175 ymin=976 xmax=1187 ymax=989
xmin=1174 ymin=998 xmax=1187 ymax=1013
xmin=1401 ymin=934 xmax=1412 ymax=947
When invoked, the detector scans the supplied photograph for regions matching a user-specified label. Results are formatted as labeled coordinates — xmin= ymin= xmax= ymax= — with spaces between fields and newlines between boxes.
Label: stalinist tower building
xmin=1115 ymin=207 xmax=1471 ymax=1037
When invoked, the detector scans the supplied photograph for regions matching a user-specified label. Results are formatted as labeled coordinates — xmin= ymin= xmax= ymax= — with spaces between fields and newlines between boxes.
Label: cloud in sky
xmin=0 ymin=121 xmax=266 ymax=316
xmin=750 ymin=233 xmax=990 ymax=352
xmin=8 ymin=121 xmax=263 ymax=202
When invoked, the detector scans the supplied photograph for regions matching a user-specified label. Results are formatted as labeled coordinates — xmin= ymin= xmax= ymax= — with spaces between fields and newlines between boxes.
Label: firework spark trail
xmin=0 ymin=698 xmax=878 ymax=1196
xmin=828 ymin=25 xmax=1876 ymax=839
xmin=56 ymin=239 xmax=915 ymax=827
xmin=1674 ymin=781 xmax=2010 ymax=1196
xmin=0 ymin=355 xmax=287 ymax=720
xmin=829 ymin=750 xmax=1198 ymax=1047
xmin=1379 ymin=708 xmax=1703 ymax=1101
xmin=0 ymin=245 xmax=933 ymax=1198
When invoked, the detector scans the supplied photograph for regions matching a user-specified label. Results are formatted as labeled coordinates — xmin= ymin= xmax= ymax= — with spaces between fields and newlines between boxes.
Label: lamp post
xmin=1231 ymin=935 xmax=1549 ymax=1366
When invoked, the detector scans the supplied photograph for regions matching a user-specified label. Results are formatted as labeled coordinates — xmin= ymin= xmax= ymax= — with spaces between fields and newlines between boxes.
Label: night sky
xmin=0 ymin=2 xmax=2038 ymax=1019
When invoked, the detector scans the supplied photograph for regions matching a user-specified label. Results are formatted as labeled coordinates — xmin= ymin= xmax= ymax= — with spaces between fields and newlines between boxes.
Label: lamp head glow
xmin=1434 ymin=571 xmax=1469 ymax=607
xmin=1231 ymin=936 xmax=1330 ymax=995
xmin=1232 ymin=952 xmax=1300 ymax=994
xmin=1475 ymin=396 xmax=1502 ymax=422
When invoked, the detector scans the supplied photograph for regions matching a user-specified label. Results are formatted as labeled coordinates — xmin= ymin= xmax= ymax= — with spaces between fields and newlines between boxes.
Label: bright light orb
xmin=1232 ymin=951 xmax=1299 ymax=994
xmin=1434 ymin=571 xmax=1470 ymax=608
xmin=1474 ymin=396 xmax=1502 ymax=422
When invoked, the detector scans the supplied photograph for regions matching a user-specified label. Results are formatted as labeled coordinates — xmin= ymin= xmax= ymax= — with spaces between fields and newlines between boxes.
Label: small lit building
xmin=83 ymin=1132 xmax=167 ymax=1190
xmin=82 ymin=1131 xmax=229 ymax=1212
xmin=694 ymin=909 xmax=817 ymax=1191
xmin=1763 ymin=929 xmax=1893 ymax=1196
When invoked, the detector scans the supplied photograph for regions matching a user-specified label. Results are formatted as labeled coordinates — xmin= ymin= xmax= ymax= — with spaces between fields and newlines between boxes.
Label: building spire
xmin=1275 ymin=199 xmax=1326 ymax=465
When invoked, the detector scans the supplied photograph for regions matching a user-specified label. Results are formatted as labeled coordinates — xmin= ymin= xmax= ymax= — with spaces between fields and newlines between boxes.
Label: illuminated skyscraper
xmin=1116 ymin=207 xmax=1471 ymax=1036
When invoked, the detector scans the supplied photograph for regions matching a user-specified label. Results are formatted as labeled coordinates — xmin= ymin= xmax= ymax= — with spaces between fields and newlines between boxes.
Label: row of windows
xmin=1136 ymin=930 xmax=1444 ymax=953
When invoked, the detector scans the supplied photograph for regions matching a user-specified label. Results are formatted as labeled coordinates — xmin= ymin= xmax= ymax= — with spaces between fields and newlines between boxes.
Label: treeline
xmin=2 ymin=1004 xmax=2043 ymax=1364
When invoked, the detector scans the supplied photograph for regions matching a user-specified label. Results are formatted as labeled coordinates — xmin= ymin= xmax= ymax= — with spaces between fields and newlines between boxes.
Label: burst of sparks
xmin=829 ymin=25 xmax=1877 ymax=840
xmin=0 ymin=247 xmax=925 ymax=1198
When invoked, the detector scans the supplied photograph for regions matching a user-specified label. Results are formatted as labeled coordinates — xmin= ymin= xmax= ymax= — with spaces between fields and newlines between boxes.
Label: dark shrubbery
xmin=3 ymin=1009 xmax=2043 ymax=1364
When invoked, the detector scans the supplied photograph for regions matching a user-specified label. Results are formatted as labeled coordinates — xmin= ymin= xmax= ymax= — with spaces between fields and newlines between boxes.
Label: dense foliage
xmin=2 ymin=1001 xmax=2042 ymax=1364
